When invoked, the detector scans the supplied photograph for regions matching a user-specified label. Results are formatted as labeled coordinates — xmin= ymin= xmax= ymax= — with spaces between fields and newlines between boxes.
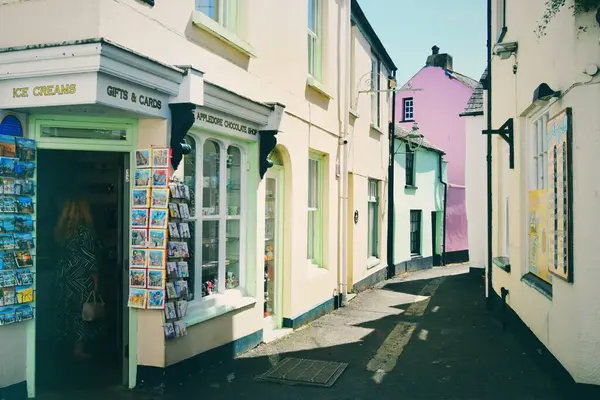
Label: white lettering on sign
xmin=196 ymin=111 xmax=258 ymax=136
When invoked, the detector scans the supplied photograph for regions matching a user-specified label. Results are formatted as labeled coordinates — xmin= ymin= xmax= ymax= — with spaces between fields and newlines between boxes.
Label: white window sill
xmin=306 ymin=76 xmax=334 ymax=99
xmin=349 ymin=108 xmax=360 ymax=119
xmin=192 ymin=11 xmax=257 ymax=58
xmin=367 ymin=257 xmax=381 ymax=269
xmin=370 ymin=123 xmax=385 ymax=135
xmin=184 ymin=290 xmax=256 ymax=327
xmin=307 ymin=260 xmax=328 ymax=277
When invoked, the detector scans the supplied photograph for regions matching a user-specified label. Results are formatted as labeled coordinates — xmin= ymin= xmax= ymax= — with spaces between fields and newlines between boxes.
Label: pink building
xmin=396 ymin=46 xmax=478 ymax=264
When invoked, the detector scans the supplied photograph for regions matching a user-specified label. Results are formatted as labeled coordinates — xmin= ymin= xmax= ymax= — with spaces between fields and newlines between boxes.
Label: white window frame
xmin=403 ymin=98 xmax=414 ymax=121
xmin=367 ymin=179 xmax=379 ymax=262
xmin=196 ymin=0 xmax=239 ymax=32
xmin=530 ymin=113 xmax=549 ymax=191
xmin=307 ymin=153 xmax=324 ymax=267
xmin=371 ymin=56 xmax=381 ymax=127
xmin=188 ymin=134 xmax=248 ymax=299
xmin=308 ymin=0 xmax=323 ymax=81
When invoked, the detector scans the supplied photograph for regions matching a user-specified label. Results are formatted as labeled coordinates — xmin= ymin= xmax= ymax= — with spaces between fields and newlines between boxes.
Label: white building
xmin=490 ymin=0 xmax=600 ymax=386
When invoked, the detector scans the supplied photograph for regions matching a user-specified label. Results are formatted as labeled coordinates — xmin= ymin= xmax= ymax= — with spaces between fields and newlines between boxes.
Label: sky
xmin=359 ymin=0 xmax=487 ymax=85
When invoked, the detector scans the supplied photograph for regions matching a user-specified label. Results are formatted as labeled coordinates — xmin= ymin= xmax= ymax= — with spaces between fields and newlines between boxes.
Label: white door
xmin=264 ymin=167 xmax=283 ymax=329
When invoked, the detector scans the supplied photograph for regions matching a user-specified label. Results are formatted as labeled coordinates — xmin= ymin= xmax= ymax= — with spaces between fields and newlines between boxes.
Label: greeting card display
xmin=0 ymin=137 xmax=36 ymax=327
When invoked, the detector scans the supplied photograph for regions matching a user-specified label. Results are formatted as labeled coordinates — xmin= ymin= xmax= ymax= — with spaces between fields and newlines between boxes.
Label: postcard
xmin=164 ymin=322 xmax=176 ymax=340
xmin=130 ymin=249 xmax=148 ymax=268
xmin=15 ymin=305 xmax=33 ymax=322
xmin=164 ymin=302 xmax=177 ymax=320
xmin=177 ymin=261 xmax=189 ymax=278
xmin=0 ymin=308 xmax=16 ymax=325
xmin=0 ymin=157 xmax=17 ymax=177
xmin=132 ymin=188 xmax=150 ymax=208
xmin=134 ymin=169 xmax=151 ymax=188
xmin=173 ymin=320 xmax=187 ymax=337
xmin=131 ymin=228 xmax=148 ymax=248
xmin=147 ymin=269 xmax=165 ymax=289
xmin=166 ymin=282 xmax=177 ymax=299
xmin=135 ymin=149 xmax=151 ymax=169
xmin=1 ymin=177 xmax=15 ymax=195
xmin=148 ymin=229 xmax=167 ymax=249
xmin=14 ymin=215 xmax=33 ymax=233
xmin=16 ymin=285 xmax=33 ymax=303
xmin=180 ymin=184 xmax=191 ymax=201
xmin=168 ymin=203 xmax=180 ymax=218
xmin=19 ymin=180 xmax=34 ymax=196
xmin=0 ymin=252 xmax=16 ymax=269
xmin=166 ymin=262 xmax=178 ymax=278
xmin=15 ymin=138 xmax=35 ymax=162
xmin=0 ymin=271 xmax=5 ymax=287
xmin=168 ymin=222 xmax=180 ymax=239
xmin=14 ymin=251 xmax=33 ymax=268
xmin=15 ymin=197 xmax=33 ymax=214
xmin=0 ymin=287 xmax=15 ymax=306
xmin=2 ymin=197 xmax=16 ymax=213
xmin=178 ymin=223 xmax=191 ymax=239
xmin=151 ymin=188 xmax=169 ymax=209
xmin=131 ymin=209 xmax=149 ymax=228
xmin=152 ymin=148 xmax=170 ymax=168
xmin=178 ymin=203 xmax=190 ymax=219
xmin=176 ymin=300 xmax=188 ymax=319
xmin=15 ymin=269 xmax=33 ymax=285
xmin=148 ymin=249 xmax=166 ymax=269
xmin=152 ymin=169 xmax=169 ymax=188
xmin=147 ymin=289 xmax=165 ymax=309
xmin=129 ymin=268 xmax=147 ymax=288
xmin=169 ymin=183 xmax=182 ymax=199
xmin=14 ymin=233 xmax=33 ymax=250
xmin=1 ymin=270 xmax=15 ymax=287
xmin=127 ymin=288 xmax=147 ymax=309
xmin=15 ymin=162 xmax=35 ymax=179
xmin=0 ymin=234 xmax=16 ymax=250
xmin=168 ymin=241 xmax=189 ymax=259
xmin=0 ymin=136 xmax=16 ymax=158
xmin=149 ymin=209 xmax=168 ymax=229
xmin=0 ymin=215 xmax=15 ymax=233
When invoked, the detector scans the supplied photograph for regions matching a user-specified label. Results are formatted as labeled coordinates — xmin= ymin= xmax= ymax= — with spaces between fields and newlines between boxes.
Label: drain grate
xmin=256 ymin=357 xmax=348 ymax=387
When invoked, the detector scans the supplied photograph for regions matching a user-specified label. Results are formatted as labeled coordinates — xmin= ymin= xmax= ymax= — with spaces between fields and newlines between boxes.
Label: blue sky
xmin=359 ymin=0 xmax=487 ymax=84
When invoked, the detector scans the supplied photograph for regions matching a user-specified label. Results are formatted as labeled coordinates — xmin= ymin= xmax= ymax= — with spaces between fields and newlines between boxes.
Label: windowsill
xmin=306 ymin=76 xmax=334 ymax=99
xmin=185 ymin=290 xmax=256 ymax=327
xmin=307 ymin=260 xmax=328 ymax=277
xmin=349 ymin=108 xmax=360 ymax=119
xmin=367 ymin=257 xmax=380 ymax=269
xmin=410 ymin=254 xmax=422 ymax=259
xmin=370 ymin=123 xmax=385 ymax=135
xmin=521 ymin=273 xmax=552 ymax=301
xmin=405 ymin=184 xmax=418 ymax=190
xmin=493 ymin=256 xmax=511 ymax=273
xmin=192 ymin=11 xmax=257 ymax=58
xmin=400 ymin=119 xmax=414 ymax=123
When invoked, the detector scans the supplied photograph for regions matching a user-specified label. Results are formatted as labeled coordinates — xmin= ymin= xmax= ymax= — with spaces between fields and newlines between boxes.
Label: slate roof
xmin=445 ymin=70 xmax=480 ymax=90
xmin=394 ymin=124 xmax=445 ymax=155
xmin=460 ymin=68 xmax=488 ymax=116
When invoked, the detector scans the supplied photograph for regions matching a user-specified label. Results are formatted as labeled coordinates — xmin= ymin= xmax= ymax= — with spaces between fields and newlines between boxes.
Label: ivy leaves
xmin=534 ymin=0 xmax=600 ymax=38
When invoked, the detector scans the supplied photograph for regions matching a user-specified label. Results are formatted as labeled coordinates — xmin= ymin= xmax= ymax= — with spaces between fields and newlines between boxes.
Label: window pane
xmin=41 ymin=127 xmax=126 ymax=140
xmin=201 ymin=220 xmax=219 ymax=296
xmin=196 ymin=0 xmax=218 ymax=20
xmin=226 ymin=220 xmax=240 ymax=289
xmin=308 ymin=159 xmax=318 ymax=208
xmin=202 ymin=140 xmax=220 ymax=216
xmin=308 ymin=0 xmax=316 ymax=32
xmin=227 ymin=146 xmax=242 ymax=216
xmin=308 ymin=34 xmax=316 ymax=77
xmin=307 ymin=210 xmax=316 ymax=260
xmin=184 ymin=137 xmax=197 ymax=218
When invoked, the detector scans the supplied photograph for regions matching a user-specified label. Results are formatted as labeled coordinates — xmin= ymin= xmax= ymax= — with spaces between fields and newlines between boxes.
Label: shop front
xmin=0 ymin=39 xmax=197 ymax=399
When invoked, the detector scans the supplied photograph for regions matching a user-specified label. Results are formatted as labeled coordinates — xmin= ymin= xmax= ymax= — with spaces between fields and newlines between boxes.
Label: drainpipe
xmin=338 ymin=0 xmax=351 ymax=306
xmin=486 ymin=0 xmax=494 ymax=309
xmin=438 ymin=154 xmax=448 ymax=266
xmin=386 ymin=70 xmax=397 ymax=279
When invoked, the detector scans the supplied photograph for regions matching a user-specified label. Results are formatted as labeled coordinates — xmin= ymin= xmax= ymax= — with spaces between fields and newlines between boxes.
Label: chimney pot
xmin=432 ymin=45 xmax=439 ymax=55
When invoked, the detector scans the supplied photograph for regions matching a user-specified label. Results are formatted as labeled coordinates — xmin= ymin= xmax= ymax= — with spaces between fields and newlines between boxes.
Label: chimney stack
xmin=426 ymin=45 xmax=453 ymax=71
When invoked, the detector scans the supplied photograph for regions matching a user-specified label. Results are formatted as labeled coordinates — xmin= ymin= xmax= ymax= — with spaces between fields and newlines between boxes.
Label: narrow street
xmin=159 ymin=265 xmax=573 ymax=400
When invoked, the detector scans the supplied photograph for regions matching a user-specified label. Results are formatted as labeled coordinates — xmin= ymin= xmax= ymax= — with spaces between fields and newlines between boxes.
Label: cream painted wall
xmin=393 ymin=142 xmax=444 ymax=263
xmin=491 ymin=0 xmax=600 ymax=384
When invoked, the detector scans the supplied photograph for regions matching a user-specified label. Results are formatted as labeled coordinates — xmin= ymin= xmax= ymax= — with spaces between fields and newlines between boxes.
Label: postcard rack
xmin=0 ymin=136 xmax=36 ymax=326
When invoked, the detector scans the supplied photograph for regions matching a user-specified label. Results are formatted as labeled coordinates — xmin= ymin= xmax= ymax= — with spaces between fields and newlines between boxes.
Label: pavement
xmin=161 ymin=265 xmax=576 ymax=400
xmin=35 ymin=264 xmax=585 ymax=399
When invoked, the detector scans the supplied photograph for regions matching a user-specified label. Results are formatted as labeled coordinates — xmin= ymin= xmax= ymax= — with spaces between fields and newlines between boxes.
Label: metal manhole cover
xmin=256 ymin=357 xmax=348 ymax=387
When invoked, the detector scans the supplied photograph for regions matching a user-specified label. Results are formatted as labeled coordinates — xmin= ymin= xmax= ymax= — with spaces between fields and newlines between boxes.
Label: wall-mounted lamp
xmin=532 ymin=83 xmax=560 ymax=106
xmin=492 ymin=41 xmax=518 ymax=60
xmin=395 ymin=122 xmax=424 ymax=153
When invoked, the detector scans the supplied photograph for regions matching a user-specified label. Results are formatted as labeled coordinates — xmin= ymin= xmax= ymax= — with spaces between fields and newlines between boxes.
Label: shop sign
xmin=96 ymin=74 xmax=169 ymax=119
xmin=194 ymin=109 xmax=259 ymax=140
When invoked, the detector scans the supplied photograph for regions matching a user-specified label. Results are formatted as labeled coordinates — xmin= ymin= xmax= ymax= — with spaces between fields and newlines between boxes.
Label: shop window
xmin=308 ymin=0 xmax=323 ymax=81
xmin=410 ymin=210 xmax=422 ymax=256
xmin=196 ymin=0 xmax=239 ymax=33
xmin=187 ymin=136 xmax=245 ymax=298
xmin=41 ymin=127 xmax=126 ymax=141
xmin=405 ymin=145 xmax=415 ymax=186
xmin=371 ymin=56 xmax=381 ymax=128
xmin=367 ymin=179 xmax=379 ymax=260
xmin=307 ymin=154 xmax=323 ymax=267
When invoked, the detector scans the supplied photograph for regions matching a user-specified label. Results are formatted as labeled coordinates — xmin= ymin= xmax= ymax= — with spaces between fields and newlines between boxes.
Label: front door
xmin=264 ymin=167 xmax=282 ymax=330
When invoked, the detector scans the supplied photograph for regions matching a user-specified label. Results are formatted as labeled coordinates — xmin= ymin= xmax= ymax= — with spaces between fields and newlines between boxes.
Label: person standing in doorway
xmin=54 ymin=198 xmax=102 ymax=360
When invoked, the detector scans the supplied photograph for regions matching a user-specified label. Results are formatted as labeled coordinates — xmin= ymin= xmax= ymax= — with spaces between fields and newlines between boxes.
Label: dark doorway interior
xmin=36 ymin=150 xmax=126 ymax=395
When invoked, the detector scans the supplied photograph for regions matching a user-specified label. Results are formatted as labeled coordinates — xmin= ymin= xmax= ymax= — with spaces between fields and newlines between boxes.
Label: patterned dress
xmin=55 ymin=224 xmax=100 ymax=343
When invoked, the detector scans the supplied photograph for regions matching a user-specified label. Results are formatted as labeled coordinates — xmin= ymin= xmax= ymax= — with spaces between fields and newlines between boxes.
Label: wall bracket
xmin=482 ymin=118 xmax=514 ymax=169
